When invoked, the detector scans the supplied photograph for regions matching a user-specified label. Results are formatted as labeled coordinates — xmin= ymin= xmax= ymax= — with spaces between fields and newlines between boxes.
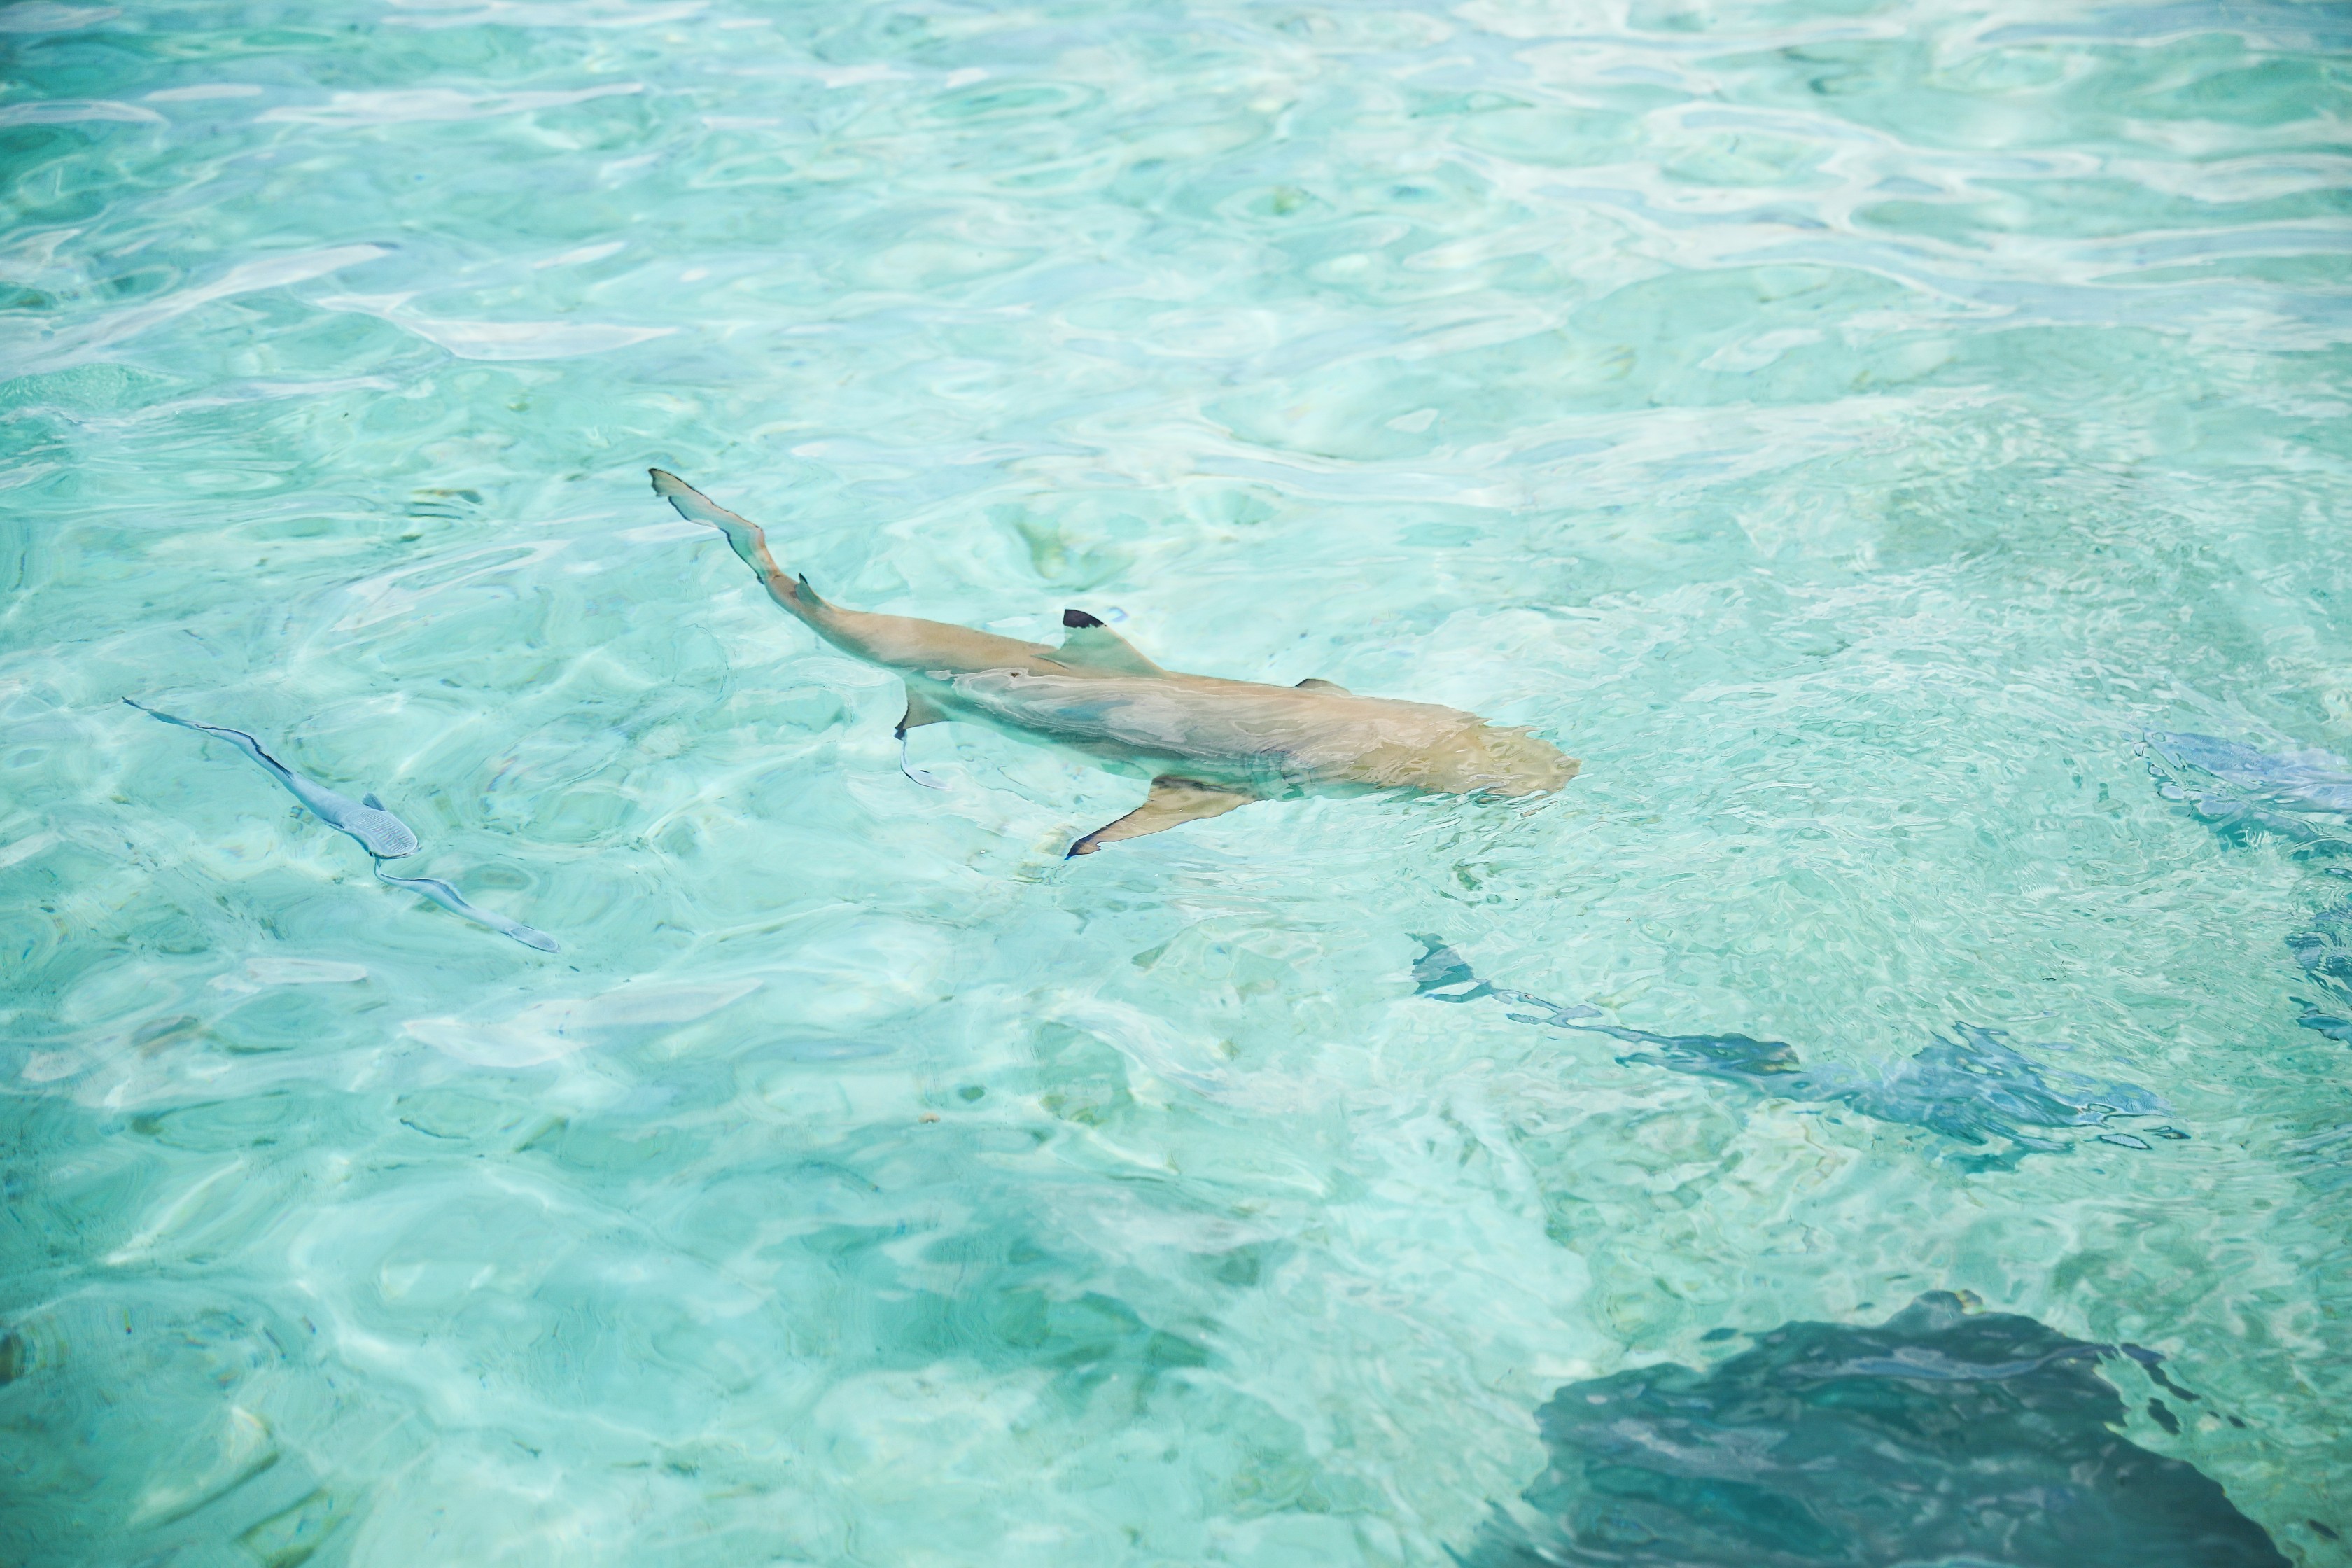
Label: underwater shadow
xmin=1411 ymin=941 xmax=2178 ymax=1169
xmin=1460 ymin=1292 xmax=2289 ymax=1567
xmin=2143 ymin=729 xmax=2352 ymax=1045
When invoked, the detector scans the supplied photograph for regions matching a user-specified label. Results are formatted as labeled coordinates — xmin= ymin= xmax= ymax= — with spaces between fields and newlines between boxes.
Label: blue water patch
xmin=8 ymin=0 xmax=2352 ymax=1557
xmin=1462 ymin=1292 xmax=2292 ymax=1568
xmin=2143 ymin=732 xmax=2352 ymax=846
xmin=2145 ymin=733 xmax=2352 ymax=1045
xmin=1415 ymin=939 xmax=2177 ymax=1166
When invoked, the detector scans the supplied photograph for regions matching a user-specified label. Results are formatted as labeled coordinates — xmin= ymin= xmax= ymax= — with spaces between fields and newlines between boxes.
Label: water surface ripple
xmin=3 ymin=0 xmax=2349 ymax=1562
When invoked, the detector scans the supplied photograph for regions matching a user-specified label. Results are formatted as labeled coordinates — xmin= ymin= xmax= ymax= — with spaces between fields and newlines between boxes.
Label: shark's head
xmin=1421 ymin=725 xmax=1580 ymax=797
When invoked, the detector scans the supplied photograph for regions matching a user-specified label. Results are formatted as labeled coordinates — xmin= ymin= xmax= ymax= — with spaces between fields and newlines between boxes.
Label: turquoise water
xmin=5 ymin=0 xmax=2351 ymax=1560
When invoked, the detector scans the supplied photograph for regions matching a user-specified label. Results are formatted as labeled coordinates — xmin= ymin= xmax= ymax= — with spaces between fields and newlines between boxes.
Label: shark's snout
xmin=1506 ymin=750 xmax=1581 ymax=797
xmin=1466 ymin=728 xmax=1580 ymax=797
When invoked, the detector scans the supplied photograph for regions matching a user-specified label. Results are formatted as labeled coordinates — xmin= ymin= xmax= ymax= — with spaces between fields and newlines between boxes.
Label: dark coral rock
xmin=1464 ymin=1292 xmax=2286 ymax=1568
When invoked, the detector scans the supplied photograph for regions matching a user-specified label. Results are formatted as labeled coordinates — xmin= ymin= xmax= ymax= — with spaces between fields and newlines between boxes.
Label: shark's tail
xmin=650 ymin=468 xmax=828 ymax=620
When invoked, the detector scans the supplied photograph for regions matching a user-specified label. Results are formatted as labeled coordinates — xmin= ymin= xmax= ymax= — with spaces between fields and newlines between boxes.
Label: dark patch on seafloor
xmin=1460 ymin=1292 xmax=2288 ymax=1568
xmin=1410 ymin=942 xmax=2177 ymax=1168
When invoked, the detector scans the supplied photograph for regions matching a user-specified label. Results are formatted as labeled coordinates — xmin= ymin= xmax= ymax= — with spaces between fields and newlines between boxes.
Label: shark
xmin=649 ymin=470 xmax=1579 ymax=855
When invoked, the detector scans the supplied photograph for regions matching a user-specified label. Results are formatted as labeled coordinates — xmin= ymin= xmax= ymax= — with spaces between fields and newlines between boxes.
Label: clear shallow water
xmin=4 ymin=0 xmax=2350 ymax=1561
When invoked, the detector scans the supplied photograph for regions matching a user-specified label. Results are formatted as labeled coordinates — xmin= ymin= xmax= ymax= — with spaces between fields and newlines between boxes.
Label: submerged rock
xmin=1464 ymin=1292 xmax=2287 ymax=1568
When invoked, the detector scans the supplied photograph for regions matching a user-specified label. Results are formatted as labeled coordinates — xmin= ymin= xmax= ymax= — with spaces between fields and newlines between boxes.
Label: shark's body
xmin=651 ymin=470 xmax=1578 ymax=854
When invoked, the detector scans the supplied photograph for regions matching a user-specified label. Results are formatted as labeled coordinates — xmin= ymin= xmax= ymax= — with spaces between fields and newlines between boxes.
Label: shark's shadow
xmin=2143 ymin=730 xmax=2352 ymax=1045
xmin=1411 ymin=941 xmax=2177 ymax=1169
xmin=1458 ymin=1292 xmax=2290 ymax=1567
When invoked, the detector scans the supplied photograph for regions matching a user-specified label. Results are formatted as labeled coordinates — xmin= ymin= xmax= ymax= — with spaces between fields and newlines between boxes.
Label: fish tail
xmin=649 ymin=469 xmax=828 ymax=624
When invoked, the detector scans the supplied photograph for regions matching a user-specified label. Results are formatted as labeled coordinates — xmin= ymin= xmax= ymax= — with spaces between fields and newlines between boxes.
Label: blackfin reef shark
xmin=127 ymin=701 xmax=558 ymax=952
xmin=1411 ymin=938 xmax=2178 ymax=1169
xmin=649 ymin=470 xmax=1578 ymax=857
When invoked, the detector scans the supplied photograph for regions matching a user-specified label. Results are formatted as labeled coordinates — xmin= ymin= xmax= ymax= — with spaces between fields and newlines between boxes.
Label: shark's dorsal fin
xmin=1296 ymin=678 xmax=1348 ymax=694
xmin=1057 ymin=609 xmax=1163 ymax=677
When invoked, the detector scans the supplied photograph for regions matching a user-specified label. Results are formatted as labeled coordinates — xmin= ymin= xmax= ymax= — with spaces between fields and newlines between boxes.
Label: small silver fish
xmin=125 ymin=699 xmax=421 ymax=858
xmin=129 ymin=699 xmax=558 ymax=953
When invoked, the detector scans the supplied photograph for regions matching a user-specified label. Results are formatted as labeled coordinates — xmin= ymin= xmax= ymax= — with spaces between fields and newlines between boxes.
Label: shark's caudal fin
xmin=650 ymin=468 xmax=765 ymax=565
xmin=1057 ymin=608 xmax=1163 ymax=677
xmin=650 ymin=469 xmax=827 ymax=614
xmin=1068 ymin=776 xmax=1255 ymax=856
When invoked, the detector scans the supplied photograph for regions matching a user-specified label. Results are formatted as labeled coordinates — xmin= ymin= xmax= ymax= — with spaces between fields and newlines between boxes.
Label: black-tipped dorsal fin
xmin=1057 ymin=609 xmax=1163 ymax=677
xmin=1296 ymin=678 xmax=1349 ymax=694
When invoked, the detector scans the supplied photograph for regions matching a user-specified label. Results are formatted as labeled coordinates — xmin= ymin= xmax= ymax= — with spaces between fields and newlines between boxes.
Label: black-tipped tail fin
xmin=651 ymin=469 xmax=828 ymax=617
xmin=650 ymin=468 xmax=780 ymax=578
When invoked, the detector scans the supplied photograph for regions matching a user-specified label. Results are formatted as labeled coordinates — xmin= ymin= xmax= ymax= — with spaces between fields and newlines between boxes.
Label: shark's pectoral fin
xmin=1067 ymin=777 xmax=1256 ymax=858
xmin=1057 ymin=609 xmax=1165 ymax=678
xmin=896 ymin=689 xmax=947 ymax=738
xmin=363 ymin=793 xmax=386 ymax=810
xmin=1296 ymin=678 xmax=1349 ymax=693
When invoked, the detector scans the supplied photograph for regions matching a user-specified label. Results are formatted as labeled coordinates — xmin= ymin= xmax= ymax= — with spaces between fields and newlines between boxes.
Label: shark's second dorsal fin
xmin=1058 ymin=609 xmax=1163 ymax=677
xmin=1296 ymin=678 xmax=1349 ymax=694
